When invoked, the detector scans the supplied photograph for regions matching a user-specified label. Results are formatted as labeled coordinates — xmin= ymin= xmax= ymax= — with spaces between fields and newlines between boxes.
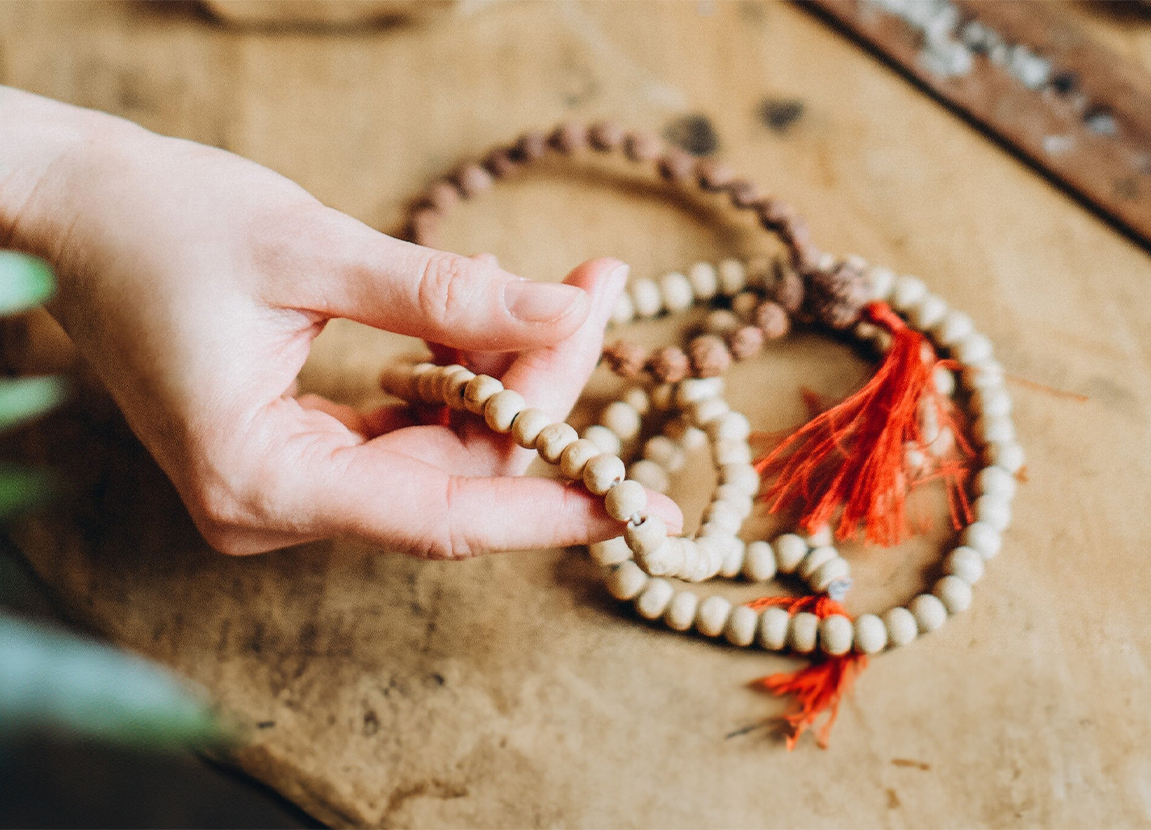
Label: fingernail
xmin=505 ymin=281 xmax=585 ymax=324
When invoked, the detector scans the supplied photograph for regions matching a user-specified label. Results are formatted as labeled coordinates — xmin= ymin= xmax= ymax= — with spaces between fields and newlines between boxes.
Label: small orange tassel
xmin=755 ymin=301 xmax=957 ymax=546
xmin=745 ymin=595 xmax=866 ymax=749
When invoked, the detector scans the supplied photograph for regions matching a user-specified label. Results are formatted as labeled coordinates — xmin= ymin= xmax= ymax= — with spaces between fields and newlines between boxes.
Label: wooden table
xmin=4 ymin=1 xmax=1151 ymax=826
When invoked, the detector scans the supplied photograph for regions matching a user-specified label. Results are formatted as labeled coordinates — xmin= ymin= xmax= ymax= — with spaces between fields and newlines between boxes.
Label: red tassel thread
xmin=745 ymin=595 xmax=866 ymax=749
xmin=755 ymin=301 xmax=971 ymax=546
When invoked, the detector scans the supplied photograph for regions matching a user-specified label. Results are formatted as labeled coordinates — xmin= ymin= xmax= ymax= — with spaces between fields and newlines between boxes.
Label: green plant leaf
xmin=0 ymin=252 xmax=54 ymax=314
xmin=0 ymin=613 xmax=230 ymax=749
xmin=0 ymin=376 xmax=67 ymax=433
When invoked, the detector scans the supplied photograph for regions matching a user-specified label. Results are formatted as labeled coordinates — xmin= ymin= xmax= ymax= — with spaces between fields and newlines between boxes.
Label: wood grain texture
xmin=4 ymin=1 xmax=1151 ymax=827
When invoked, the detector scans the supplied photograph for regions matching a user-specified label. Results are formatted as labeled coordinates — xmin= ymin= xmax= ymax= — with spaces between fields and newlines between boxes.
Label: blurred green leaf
xmin=0 ymin=614 xmax=229 ymax=749
xmin=0 ymin=465 xmax=57 ymax=518
xmin=0 ymin=252 xmax=54 ymax=314
xmin=0 ymin=376 xmax=67 ymax=433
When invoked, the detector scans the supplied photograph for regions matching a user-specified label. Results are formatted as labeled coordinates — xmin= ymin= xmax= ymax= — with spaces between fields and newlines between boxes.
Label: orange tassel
xmin=745 ymin=595 xmax=866 ymax=749
xmin=755 ymin=301 xmax=957 ymax=546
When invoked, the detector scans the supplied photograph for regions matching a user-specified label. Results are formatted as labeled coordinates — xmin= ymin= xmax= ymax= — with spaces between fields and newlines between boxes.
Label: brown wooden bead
xmin=623 ymin=130 xmax=662 ymax=162
xmin=603 ymin=340 xmax=649 ymax=378
xmin=729 ymin=179 xmax=762 ymax=209
xmin=657 ymin=149 xmax=695 ymax=183
xmin=455 ymin=163 xmax=493 ymax=197
xmin=791 ymin=239 xmax=823 ymax=274
xmin=483 ymin=147 xmax=519 ymax=179
xmin=773 ymin=264 xmax=805 ymax=314
xmin=753 ymin=300 xmax=791 ymax=339
xmin=729 ymin=325 xmax=765 ymax=360
xmin=688 ymin=334 xmax=732 ymax=378
xmin=511 ymin=129 xmax=547 ymax=162
xmin=549 ymin=120 xmax=589 ymax=154
xmin=425 ymin=180 xmax=460 ymax=213
xmin=803 ymin=260 xmax=870 ymax=330
xmin=696 ymin=159 xmax=736 ymax=192
xmin=648 ymin=346 xmax=691 ymax=383
xmin=589 ymin=120 xmax=625 ymax=152
xmin=757 ymin=199 xmax=796 ymax=231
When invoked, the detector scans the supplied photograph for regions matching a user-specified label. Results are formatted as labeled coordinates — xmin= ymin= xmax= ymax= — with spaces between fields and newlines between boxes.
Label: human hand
xmin=0 ymin=87 xmax=683 ymax=556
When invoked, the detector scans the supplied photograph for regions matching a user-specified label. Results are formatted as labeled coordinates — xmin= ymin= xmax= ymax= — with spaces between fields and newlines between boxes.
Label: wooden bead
xmin=610 ymin=292 xmax=635 ymax=326
xmin=624 ymin=514 xmax=667 ymax=557
xmin=976 ymin=465 xmax=1017 ymax=500
xmin=511 ymin=407 xmax=552 ymax=449
xmin=605 ymin=480 xmax=648 ymax=522
xmin=803 ymin=525 xmax=833 ymax=547
xmin=704 ymin=309 xmax=741 ymax=336
xmin=695 ymin=595 xmax=733 ymax=638
xmin=623 ymin=130 xmax=662 ymax=162
xmin=974 ymin=414 xmax=1016 ymax=445
xmin=484 ymin=389 xmax=526 ymax=433
xmin=379 ymin=362 xmax=419 ymax=399
xmin=962 ymin=521 xmax=1002 ymax=559
xmin=630 ymin=277 xmax=662 ymax=318
xmin=934 ymin=575 xmax=973 ymax=614
xmin=606 ymin=561 xmax=648 ymax=600
xmin=464 ymin=374 xmax=504 ymax=414
xmin=687 ymin=261 xmax=719 ymax=299
xmin=973 ymin=386 xmax=1012 ymax=418
xmin=713 ymin=485 xmax=753 ymax=514
xmin=909 ymin=594 xmax=948 ymax=633
xmin=455 ymin=162 xmax=493 ymax=197
xmin=649 ymin=383 xmax=675 ymax=411
xmin=589 ymin=536 xmax=631 ymax=566
xmin=753 ymin=300 xmax=791 ymax=340
xmin=688 ymin=334 xmax=732 ymax=377
xmin=743 ymin=540 xmax=777 ymax=582
xmin=933 ymin=365 xmax=956 ymax=397
xmin=718 ymin=538 xmax=746 ymax=578
xmin=718 ymin=258 xmax=747 ymax=295
xmin=416 ymin=366 xmax=444 ymax=402
xmin=758 ymin=606 xmax=790 ymax=651
xmin=688 ymin=396 xmax=730 ymax=427
xmin=956 ymin=331 xmax=994 ymax=364
xmin=701 ymin=501 xmax=742 ymax=532
xmin=932 ymin=309 xmax=974 ymax=346
xmin=724 ymin=605 xmax=759 ymax=647
xmin=628 ymin=459 xmax=671 ymax=494
xmin=985 ymin=440 xmax=1024 ymax=473
xmin=774 ymin=533 xmax=808 ymax=573
xmin=962 ymin=359 xmax=1005 ymax=390
xmin=974 ymin=493 xmax=1011 ymax=532
xmin=798 ymin=545 xmax=838 ymax=581
xmin=728 ymin=325 xmax=765 ymax=360
xmin=599 ymin=401 xmax=641 ymax=441
xmin=788 ymin=612 xmax=819 ymax=654
xmin=588 ymin=120 xmax=625 ymax=151
xmin=665 ymin=590 xmax=699 ymax=631
xmin=819 ymin=614 xmax=854 ymax=656
xmin=674 ymin=376 xmax=724 ymax=405
xmin=853 ymin=614 xmax=888 ymax=654
xmin=648 ymin=346 xmax=691 ymax=383
xmin=712 ymin=438 xmax=751 ymax=466
xmin=583 ymin=424 xmax=622 ymax=456
xmin=536 ymin=422 xmax=578 ymax=464
xmin=584 ymin=453 xmax=626 ymax=496
xmin=706 ymin=411 xmax=751 ymax=442
xmin=659 ymin=271 xmax=694 ymax=313
xmin=622 ymin=387 xmax=650 ymax=416
xmin=865 ymin=265 xmax=896 ymax=301
xmin=549 ymin=120 xmax=588 ymax=154
xmin=732 ymin=290 xmax=760 ymax=321
xmin=635 ymin=578 xmax=675 ymax=620
xmin=944 ymin=546 xmax=985 ymax=585
xmin=559 ymin=438 xmax=601 ymax=480
xmin=718 ymin=463 xmax=759 ymax=496
xmin=909 ymin=293 xmax=948 ymax=330
xmin=642 ymin=435 xmax=686 ymax=473
xmin=891 ymin=275 xmax=927 ymax=310
xmin=637 ymin=539 xmax=678 ymax=577
xmin=810 ymin=557 xmax=851 ymax=595
xmin=883 ymin=606 xmax=918 ymax=647
xmin=443 ymin=367 xmax=476 ymax=406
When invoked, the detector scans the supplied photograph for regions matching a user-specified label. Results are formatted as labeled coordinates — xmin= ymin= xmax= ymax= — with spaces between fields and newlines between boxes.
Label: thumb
xmin=290 ymin=209 xmax=591 ymax=352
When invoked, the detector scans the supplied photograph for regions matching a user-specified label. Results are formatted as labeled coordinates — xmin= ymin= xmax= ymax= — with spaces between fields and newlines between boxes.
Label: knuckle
xmin=418 ymin=252 xmax=484 ymax=329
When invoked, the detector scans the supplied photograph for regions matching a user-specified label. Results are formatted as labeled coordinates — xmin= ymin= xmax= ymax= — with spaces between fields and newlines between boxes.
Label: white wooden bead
xmin=724 ymin=605 xmax=759 ymax=647
xmin=484 ymin=389 xmax=526 ymax=433
xmin=606 ymin=561 xmax=648 ymax=600
xmin=635 ymin=578 xmax=675 ymax=620
xmin=956 ymin=331 xmax=993 ymax=364
xmin=622 ymin=387 xmax=651 ymax=416
xmin=962 ymin=521 xmax=1002 ymax=559
xmin=731 ymin=291 xmax=760 ymax=322
xmin=798 ymin=545 xmax=838 ymax=581
xmin=718 ymin=258 xmax=747 ymax=295
xmin=718 ymin=538 xmax=746 ymax=578
xmin=933 ymin=309 xmax=974 ymax=347
xmin=604 ymin=479 xmax=647 ymax=521
xmin=963 ymin=359 xmax=1005 ymax=390
xmin=610 ymin=292 xmax=635 ymax=326
xmin=589 ymin=536 xmax=631 ymax=566
xmin=973 ymin=386 xmax=1012 ymax=418
xmin=689 ymin=396 xmax=730 ymax=427
xmin=443 ymin=367 xmax=476 ymax=406
xmin=695 ymin=595 xmax=733 ymax=638
xmin=703 ymin=309 xmax=741 ymax=336
xmin=973 ymin=493 xmax=1011 ymax=532
xmin=583 ymin=424 xmax=623 ymax=456
xmin=415 ymin=367 xmax=443 ymax=402
xmin=909 ymin=593 xmax=948 ymax=633
xmin=666 ymin=418 xmax=708 ymax=451
xmin=891 ymin=275 xmax=927 ymax=310
xmin=694 ymin=537 xmax=725 ymax=573
xmin=803 ymin=525 xmax=834 ymax=548
xmin=758 ymin=606 xmax=791 ymax=651
xmin=599 ymin=401 xmax=641 ymax=441
xmin=658 ymin=537 xmax=688 ymax=577
xmin=883 ymin=607 xmax=918 ymax=647
xmin=659 ymin=271 xmax=694 ymax=313
xmin=713 ymin=438 xmax=752 ymax=466
xmin=559 ymin=438 xmax=601 ymax=480
xmin=853 ymin=614 xmax=888 ymax=654
xmin=718 ymin=463 xmax=759 ymax=496
xmin=630 ymin=277 xmax=662 ymax=318
xmin=379 ymin=362 xmax=419 ymax=399
xmin=788 ymin=612 xmax=819 ymax=654
xmin=932 ymin=365 xmax=956 ymax=397
xmin=464 ymin=374 xmax=503 ymax=414
xmin=642 ymin=435 xmax=686 ymax=473
xmin=810 ymin=557 xmax=851 ymax=594
xmin=627 ymin=459 xmax=670 ymax=494
xmin=665 ymin=590 xmax=699 ymax=631
xmin=687 ymin=261 xmax=719 ymax=300
xmin=866 ymin=265 xmax=896 ymax=301
xmin=976 ymin=465 xmax=1017 ymax=500
xmin=934 ymin=575 xmax=973 ymax=615
xmin=819 ymin=615 xmax=854 ymax=656
xmin=706 ymin=411 xmax=751 ymax=442
xmin=774 ymin=534 xmax=808 ymax=573
xmin=974 ymin=414 xmax=1016 ymax=445
xmin=536 ymin=422 xmax=578 ymax=464
xmin=944 ymin=546 xmax=985 ymax=585
xmin=625 ymin=514 xmax=667 ymax=557
xmin=986 ymin=440 xmax=1025 ymax=473
xmin=909 ymin=294 xmax=948 ymax=330
xmin=636 ymin=540 xmax=676 ymax=577
xmin=742 ymin=541 xmax=777 ymax=582
xmin=584 ymin=453 xmax=626 ymax=496
xmin=650 ymin=384 xmax=675 ymax=410
xmin=510 ymin=408 xmax=551 ymax=449
xmin=701 ymin=501 xmax=742 ymax=532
